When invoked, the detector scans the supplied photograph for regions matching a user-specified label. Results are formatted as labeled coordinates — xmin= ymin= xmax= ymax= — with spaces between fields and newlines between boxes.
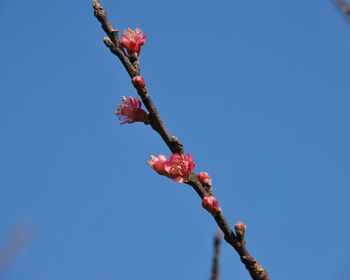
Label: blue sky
xmin=1 ymin=1 xmax=350 ymax=279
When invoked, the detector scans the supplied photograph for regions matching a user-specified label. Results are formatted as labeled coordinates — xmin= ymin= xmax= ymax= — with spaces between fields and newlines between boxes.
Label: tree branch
xmin=134 ymin=87 xmax=184 ymax=154
xmin=93 ymin=1 xmax=270 ymax=279
xmin=209 ymin=230 xmax=221 ymax=280
xmin=93 ymin=0 xmax=137 ymax=77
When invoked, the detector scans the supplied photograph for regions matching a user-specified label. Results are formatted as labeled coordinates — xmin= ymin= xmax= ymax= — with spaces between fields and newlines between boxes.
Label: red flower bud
xmin=132 ymin=75 xmax=146 ymax=89
xmin=197 ymin=172 xmax=212 ymax=186
xmin=234 ymin=221 xmax=246 ymax=238
xmin=202 ymin=195 xmax=220 ymax=214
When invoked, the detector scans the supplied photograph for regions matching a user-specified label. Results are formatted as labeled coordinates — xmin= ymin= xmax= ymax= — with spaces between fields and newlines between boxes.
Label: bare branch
xmin=209 ymin=230 xmax=222 ymax=280
xmin=93 ymin=1 xmax=270 ymax=279
xmin=0 ymin=222 xmax=33 ymax=273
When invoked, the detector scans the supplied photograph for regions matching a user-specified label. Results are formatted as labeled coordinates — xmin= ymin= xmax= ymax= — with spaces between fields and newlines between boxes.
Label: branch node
xmin=242 ymin=255 xmax=256 ymax=264
xmin=171 ymin=136 xmax=184 ymax=154
xmin=110 ymin=29 xmax=119 ymax=46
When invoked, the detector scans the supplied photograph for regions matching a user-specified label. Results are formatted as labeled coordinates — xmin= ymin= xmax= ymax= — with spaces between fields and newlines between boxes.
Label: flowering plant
xmin=93 ymin=1 xmax=270 ymax=279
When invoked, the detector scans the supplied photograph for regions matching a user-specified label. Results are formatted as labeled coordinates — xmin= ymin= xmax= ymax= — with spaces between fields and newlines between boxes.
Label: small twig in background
xmin=0 ymin=221 xmax=33 ymax=273
xmin=209 ymin=230 xmax=222 ymax=280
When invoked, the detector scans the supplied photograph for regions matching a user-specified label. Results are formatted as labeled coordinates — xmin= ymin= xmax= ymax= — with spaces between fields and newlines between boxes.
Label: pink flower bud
xmin=148 ymin=155 xmax=168 ymax=176
xmin=234 ymin=221 xmax=246 ymax=237
xmin=120 ymin=28 xmax=146 ymax=55
xmin=132 ymin=75 xmax=146 ymax=89
xmin=197 ymin=172 xmax=212 ymax=186
xmin=202 ymin=195 xmax=220 ymax=214
xmin=164 ymin=153 xmax=195 ymax=183
xmin=115 ymin=96 xmax=148 ymax=125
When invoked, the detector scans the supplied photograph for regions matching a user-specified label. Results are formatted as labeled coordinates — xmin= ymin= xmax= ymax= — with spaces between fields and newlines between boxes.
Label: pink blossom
xmin=197 ymin=172 xmax=212 ymax=186
xmin=202 ymin=195 xmax=220 ymax=214
xmin=148 ymin=155 xmax=168 ymax=176
xmin=120 ymin=28 xmax=146 ymax=55
xmin=115 ymin=96 xmax=148 ymax=124
xmin=164 ymin=153 xmax=195 ymax=183
xmin=132 ymin=75 xmax=146 ymax=90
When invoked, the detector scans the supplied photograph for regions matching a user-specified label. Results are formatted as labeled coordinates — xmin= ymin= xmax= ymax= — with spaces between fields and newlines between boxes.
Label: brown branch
xmin=209 ymin=230 xmax=221 ymax=280
xmin=93 ymin=1 xmax=270 ymax=279
xmin=0 ymin=222 xmax=33 ymax=272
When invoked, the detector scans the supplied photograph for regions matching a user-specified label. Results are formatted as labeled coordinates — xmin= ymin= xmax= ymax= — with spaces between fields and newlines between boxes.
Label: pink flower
xmin=164 ymin=153 xmax=195 ymax=183
xmin=115 ymin=96 xmax=148 ymax=124
xmin=148 ymin=155 xmax=168 ymax=176
xmin=202 ymin=195 xmax=220 ymax=213
xmin=132 ymin=75 xmax=146 ymax=90
xmin=120 ymin=28 xmax=147 ymax=55
xmin=197 ymin=172 xmax=212 ymax=186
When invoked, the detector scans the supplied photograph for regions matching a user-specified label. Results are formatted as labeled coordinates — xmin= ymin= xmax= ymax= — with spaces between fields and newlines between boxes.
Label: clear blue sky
xmin=1 ymin=1 xmax=349 ymax=279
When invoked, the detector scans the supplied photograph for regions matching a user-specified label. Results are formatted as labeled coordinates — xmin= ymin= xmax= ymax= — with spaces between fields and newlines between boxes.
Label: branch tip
xmin=215 ymin=229 xmax=221 ymax=240
xmin=93 ymin=0 xmax=101 ymax=10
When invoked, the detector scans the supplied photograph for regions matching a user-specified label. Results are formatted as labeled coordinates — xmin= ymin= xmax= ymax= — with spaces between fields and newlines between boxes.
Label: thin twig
xmin=93 ymin=1 xmax=270 ymax=279
xmin=209 ymin=230 xmax=222 ymax=280
xmin=0 ymin=222 xmax=33 ymax=273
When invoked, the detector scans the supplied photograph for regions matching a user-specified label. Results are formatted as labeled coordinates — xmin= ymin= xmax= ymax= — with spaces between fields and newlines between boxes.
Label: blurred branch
xmin=0 ymin=222 xmax=33 ymax=273
xmin=93 ymin=1 xmax=270 ymax=279
xmin=333 ymin=0 xmax=350 ymax=21
xmin=209 ymin=230 xmax=222 ymax=280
